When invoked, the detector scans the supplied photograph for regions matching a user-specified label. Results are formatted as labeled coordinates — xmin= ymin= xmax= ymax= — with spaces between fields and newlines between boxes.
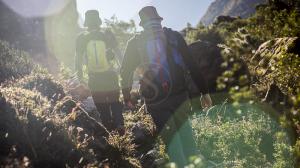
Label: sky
xmin=76 ymin=0 xmax=213 ymax=30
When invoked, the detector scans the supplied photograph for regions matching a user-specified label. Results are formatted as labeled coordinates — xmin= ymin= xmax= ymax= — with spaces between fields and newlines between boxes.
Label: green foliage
xmin=248 ymin=5 xmax=300 ymax=41
xmin=192 ymin=104 xmax=294 ymax=167
xmin=106 ymin=131 xmax=141 ymax=168
xmin=104 ymin=16 xmax=136 ymax=50
xmin=124 ymin=106 xmax=155 ymax=134
xmin=185 ymin=25 xmax=224 ymax=45
xmin=184 ymin=1 xmax=300 ymax=166
xmin=13 ymin=71 xmax=66 ymax=103
xmin=0 ymin=86 xmax=83 ymax=167
xmin=273 ymin=132 xmax=295 ymax=168
xmin=0 ymin=50 xmax=147 ymax=167
xmin=0 ymin=40 xmax=33 ymax=83
xmin=0 ymin=87 xmax=51 ymax=117
xmin=1 ymin=1 xmax=300 ymax=167
xmin=0 ymin=72 xmax=149 ymax=167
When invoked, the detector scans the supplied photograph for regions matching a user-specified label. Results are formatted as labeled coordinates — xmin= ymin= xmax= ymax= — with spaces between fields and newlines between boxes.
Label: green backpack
xmin=85 ymin=39 xmax=110 ymax=73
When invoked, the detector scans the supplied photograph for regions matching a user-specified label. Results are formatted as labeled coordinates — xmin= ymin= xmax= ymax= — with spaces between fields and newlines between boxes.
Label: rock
xmin=201 ymin=0 xmax=266 ymax=25
xmin=213 ymin=15 xmax=238 ymax=25
xmin=65 ymin=108 xmax=108 ymax=138
xmin=132 ymin=122 xmax=149 ymax=145
xmin=140 ymin=149 xmax=164 ymax=168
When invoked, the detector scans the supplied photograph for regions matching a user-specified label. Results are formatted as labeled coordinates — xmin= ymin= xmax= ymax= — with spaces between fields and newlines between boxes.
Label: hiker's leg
xmin=88 ymin=71 xmax=120 ymax=131
xmin=101 ymin=71 xmax=122 ymax=130
xmin=111 ymin=101 xmax=124 ymax=129
xmin=173 ymin=96 xmax=198 ymax=160
xmin=89 ymin=91 xmax=111 ymax=128
xmin=146 ymin=94 xmax=189 ymax=166
xmin=163 ymin=116 xmax=188 ymax=167
xmin=178 ymin=120 xmax=198 ymax=158
xmin=98 ymin=103 xmax=112 ymax=130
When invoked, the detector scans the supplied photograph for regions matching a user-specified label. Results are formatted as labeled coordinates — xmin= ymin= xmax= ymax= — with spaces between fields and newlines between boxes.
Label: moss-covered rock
xmin=14 ymin=72 xmax=65 ymax=103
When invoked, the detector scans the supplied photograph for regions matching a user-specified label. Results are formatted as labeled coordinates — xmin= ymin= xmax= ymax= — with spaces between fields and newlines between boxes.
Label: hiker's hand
xmin=79 ymin=81 xmax=89 ymax=91
xmin=125 ymin=100 xmax=135 ymax=110
xmin=200 ymin=94 xmax=212 ymax=110
xmin=79 ymin=80 xmax=88 ymax=87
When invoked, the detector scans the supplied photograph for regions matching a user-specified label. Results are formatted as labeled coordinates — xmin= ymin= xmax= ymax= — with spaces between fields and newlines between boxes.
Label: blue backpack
xmin=136 ymin=28 xmax=187 ymax=102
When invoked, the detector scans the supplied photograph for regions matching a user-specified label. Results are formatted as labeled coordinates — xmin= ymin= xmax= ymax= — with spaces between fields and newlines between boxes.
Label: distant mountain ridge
xmin=201 ymin=0 xmax=267 ymax=25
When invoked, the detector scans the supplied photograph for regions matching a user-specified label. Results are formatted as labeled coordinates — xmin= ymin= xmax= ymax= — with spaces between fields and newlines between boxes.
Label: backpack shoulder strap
xmin=163 ymin=27 xmax=189 ymax=89
xmin=163 ymin=27 xmax=179 ymax=48
xmin=133 ymin=32 xmax=147 ymax=63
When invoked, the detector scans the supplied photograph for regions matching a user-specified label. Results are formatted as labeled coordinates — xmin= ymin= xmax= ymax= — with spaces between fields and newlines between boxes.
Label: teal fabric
xmin=167 ymin=119 xmax=197 ymax=167
xmin=146 ymin=92 xmax=198 ymax=167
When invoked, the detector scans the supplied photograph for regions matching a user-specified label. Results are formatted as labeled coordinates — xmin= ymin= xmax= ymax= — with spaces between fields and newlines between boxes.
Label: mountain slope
xmin=200 ymin=0 xmax=266 ymax=25
xmin=0 ymin=0 xmax=79 ymax=71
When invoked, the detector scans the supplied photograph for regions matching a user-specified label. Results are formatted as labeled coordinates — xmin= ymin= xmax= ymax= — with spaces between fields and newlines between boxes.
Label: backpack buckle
xmin=162 ymin=82 xmax=169 ymax=93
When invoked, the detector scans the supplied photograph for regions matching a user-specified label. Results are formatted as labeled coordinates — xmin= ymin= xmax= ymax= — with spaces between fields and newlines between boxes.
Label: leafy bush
xmin=0 ymin=87 xmax=82 ymax=167
xmin=0 ymin=64 xmax=154 ymax=167
xmin=13 ymin=70 xmax=66 ymax=103
xmin=191 ymin=103 xmax=295 ymax=167
xmin=0 ymin=40 xmax=33 ymax=83
xmin=184 ymin=1 xmax=300 ymax=166
xmin=105 ymin=131 xmax=141 ymax=168
xmin=248 ymin=4 xmax=300 ymax=41
xmin=0 ymin=87 xmax=51 ymax=117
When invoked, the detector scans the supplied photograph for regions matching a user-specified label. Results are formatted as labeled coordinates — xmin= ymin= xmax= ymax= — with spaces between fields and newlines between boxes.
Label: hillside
xmin=0 ymin=0 xmax=79 ymax=71
xmin=186 ymin=0 xmax=300 ymax=166
xmin=200 ymin=0 xmax=266 ymax=25
xmin=1 ymin=0 xmax=300 ymax=167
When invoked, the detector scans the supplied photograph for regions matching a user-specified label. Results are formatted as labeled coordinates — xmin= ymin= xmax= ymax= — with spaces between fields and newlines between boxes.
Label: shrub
xmin=191 ymin=103 xmax=295 ymax=167
xmin=13 ymin=71 xmax=65 ymax=103
xmin=0 ymin=87 xmax=83 ymax=167
xmin=0 ymin=40 xmax=33 ymax=83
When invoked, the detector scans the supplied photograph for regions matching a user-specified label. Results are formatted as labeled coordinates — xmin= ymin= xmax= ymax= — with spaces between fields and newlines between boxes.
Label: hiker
xmin=75 ymin=10 xmax=124 ymax=132
xmin=120 ymin=6 xmax=212 ymax=167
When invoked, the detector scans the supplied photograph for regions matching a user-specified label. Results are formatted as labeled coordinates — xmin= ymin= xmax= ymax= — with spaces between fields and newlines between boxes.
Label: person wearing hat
xmin=120 ymin=6 xmax=212 ymax=167
xmin=75 ymin=10 xmax=124 ymax=133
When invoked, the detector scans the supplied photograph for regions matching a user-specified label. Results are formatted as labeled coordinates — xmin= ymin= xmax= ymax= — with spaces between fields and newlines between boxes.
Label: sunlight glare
xmin=2 ymin=0 xmax=71 ymax=17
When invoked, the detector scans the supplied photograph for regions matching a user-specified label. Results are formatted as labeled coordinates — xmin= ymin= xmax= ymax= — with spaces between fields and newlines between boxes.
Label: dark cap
xmin=84 ymin=10 xmax=102 ymax=27
xmin=139 ymin=6 xmax=163 ymax=26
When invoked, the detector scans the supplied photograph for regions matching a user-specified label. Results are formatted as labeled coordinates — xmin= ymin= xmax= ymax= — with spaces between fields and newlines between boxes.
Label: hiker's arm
xmin=120 ymin=39 xmax=140 ymax=103
xmin=75 ymin=36 xmax=84 ymax=82
xmin=176 ymin=32 xmax=209 ymax=95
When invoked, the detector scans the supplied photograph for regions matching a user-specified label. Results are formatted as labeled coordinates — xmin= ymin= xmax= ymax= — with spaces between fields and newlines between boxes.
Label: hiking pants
xmin=88 ymin=71 xmax=124 ymax=131
xmin=146 ymin=92 xmax=197 ymax=167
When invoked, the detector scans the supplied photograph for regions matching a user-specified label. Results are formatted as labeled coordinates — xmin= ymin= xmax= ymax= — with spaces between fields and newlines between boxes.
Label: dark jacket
xmin=120 ymin=27 xmax=209 ymax=102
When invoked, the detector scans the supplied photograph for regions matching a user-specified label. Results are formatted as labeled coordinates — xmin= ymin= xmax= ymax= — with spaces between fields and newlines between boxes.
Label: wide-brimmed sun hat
xmin=139 ymin=6 xmax=163 ymax=26
xmin=84 ymin=10 xmax=102 ymax=27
